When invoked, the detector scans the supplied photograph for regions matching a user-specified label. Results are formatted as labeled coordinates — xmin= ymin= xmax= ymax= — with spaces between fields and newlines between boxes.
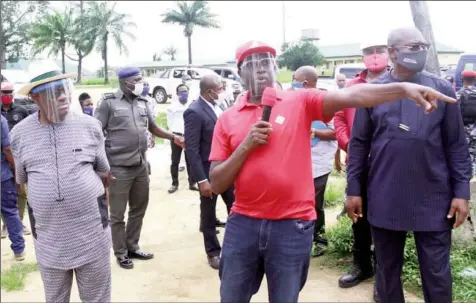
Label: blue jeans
xmin=1 ymin=178 xmax=25 ymax=254
xmin=219 ymin=213 xmax=314 ymax=303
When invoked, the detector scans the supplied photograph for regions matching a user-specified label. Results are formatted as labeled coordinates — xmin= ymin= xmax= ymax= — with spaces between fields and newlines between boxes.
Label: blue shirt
xmin=347 ymin=71 xmax=471 ymax=232
xmin=1 ymin=115 xmax=14 ymax=182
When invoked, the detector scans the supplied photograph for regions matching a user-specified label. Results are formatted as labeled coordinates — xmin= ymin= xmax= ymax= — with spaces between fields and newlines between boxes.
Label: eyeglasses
xmin=393 ymin=43 xmax=430 ymax=52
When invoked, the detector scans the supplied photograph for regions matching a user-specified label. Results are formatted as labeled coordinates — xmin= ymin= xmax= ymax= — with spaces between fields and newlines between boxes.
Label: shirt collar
xmin=236 ymin=90 xmax=283 ymax=111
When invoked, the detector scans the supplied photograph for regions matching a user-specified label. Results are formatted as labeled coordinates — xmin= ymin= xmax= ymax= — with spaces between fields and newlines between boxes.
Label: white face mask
xmin=216 ymin=91 xmax=227 ymax=105
xmin=184 ymin=80 xmax=192 ymax=87
xmin=129 ymin=82 xmax=144 ymax=96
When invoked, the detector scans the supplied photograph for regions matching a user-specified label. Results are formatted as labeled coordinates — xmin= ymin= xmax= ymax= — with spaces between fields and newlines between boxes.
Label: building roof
xmin=319 ymin=42 xmax=464 ymax=58
xmin=5 ymin=59 xmax=95 ymax=76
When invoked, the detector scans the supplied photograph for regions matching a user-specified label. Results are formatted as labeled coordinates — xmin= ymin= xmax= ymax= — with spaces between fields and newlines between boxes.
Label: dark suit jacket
xmin=183 ymin=97 xmax=218 ymax=183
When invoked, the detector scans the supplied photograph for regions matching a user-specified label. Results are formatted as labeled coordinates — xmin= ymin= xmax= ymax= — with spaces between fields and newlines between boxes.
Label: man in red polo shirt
xmin=208 ymin=41 xmax=455 ymax=303
xmin=334 ymin=41 xmax=390 ymax=300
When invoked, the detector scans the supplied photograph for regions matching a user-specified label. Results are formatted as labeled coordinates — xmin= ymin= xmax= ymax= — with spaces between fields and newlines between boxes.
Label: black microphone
xmin=261 ymin=87 xmax=277 ymax=122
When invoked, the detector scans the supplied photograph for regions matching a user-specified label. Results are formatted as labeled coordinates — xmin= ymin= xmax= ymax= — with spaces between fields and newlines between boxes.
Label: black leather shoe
xmin=168 ymin=185 xmax=178 ymax=194
xmin=207 ymin=256 xmax=220 ymax=270
xmin=189 ymin=184 xmax=199 ymax=191
xmin=215 ymin=219 xmax=226 ymax=228
xmin=373 ymin=283 xmax=380 ymax=303
xmin=117 ymin=256 xmax=134 ymax=269
xmin=338 ymin=265 xmax=374 ymax=288
xmin=128 ymin=250 xmax=154 ymax=260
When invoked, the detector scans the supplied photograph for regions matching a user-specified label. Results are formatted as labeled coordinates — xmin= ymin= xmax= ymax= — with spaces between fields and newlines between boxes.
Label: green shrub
xmin=324 ymin=176 xmax=346 ymax=208
xmin=326 ymin=217 xmax=353 ymax=256
xmin=154 ymin=112 xmax=167 ymax=145
xmin=403 ymin=233 xmax=476 ymax=301
xmin=324 ymin=227 xmax=476 ymax=301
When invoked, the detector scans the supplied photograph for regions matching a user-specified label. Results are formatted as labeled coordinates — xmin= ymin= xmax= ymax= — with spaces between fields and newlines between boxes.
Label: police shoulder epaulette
xmin=102 ymin=93 xmax=116 ymax=100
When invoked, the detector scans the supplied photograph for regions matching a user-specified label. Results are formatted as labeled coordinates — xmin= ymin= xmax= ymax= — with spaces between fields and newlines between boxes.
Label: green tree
xmin=65 ymin=0 xmax=97 ymax=83
xmin=161 ymin=1 xmax=220 ymax=65
xmin=277 ymin=40 xmax=324 ymax=71
xmin=87 ymin=1 xmax=136 ymax=84
xmin=163 ymin=45 xmax=178 ymax=61
xmin=29 ymin=7 xmax=74 ymax=73
xmin=0 ymin=1 xmax=49 ymax=69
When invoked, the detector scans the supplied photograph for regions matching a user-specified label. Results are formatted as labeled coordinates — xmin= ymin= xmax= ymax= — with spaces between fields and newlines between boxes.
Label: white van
xmin=333 ymin=63 xmax=366 ymax=80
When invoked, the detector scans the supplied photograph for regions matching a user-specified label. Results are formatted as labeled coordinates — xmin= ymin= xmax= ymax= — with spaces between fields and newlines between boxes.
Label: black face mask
xmin=395 ymin=49 xmax=428 ymax=73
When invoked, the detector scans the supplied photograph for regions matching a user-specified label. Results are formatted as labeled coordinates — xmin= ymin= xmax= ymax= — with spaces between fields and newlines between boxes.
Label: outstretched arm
xmin=322 ymin=82 xmax=456 ymax=117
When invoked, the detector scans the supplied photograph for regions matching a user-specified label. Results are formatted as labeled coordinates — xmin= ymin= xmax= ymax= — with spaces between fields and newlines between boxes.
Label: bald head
xmin=336 ymin=73 xmax=347 ymax=89
xmin=387 ymin=27 xmax=426 ymax=47
xmin=294 ymin=66 xmax=318 ymax=88
xmin=200 ymin=74 xmax=222 ymax=93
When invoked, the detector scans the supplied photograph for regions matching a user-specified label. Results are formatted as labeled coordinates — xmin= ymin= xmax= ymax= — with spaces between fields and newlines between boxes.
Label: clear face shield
xmin=240 ymin=53 xmax=277 ymax=98
xmin=30 ymin=79 xmax=79 ymax=123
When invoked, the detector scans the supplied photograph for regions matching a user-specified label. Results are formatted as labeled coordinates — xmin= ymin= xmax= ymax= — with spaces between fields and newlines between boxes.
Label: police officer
xmin=1 ymin=82 xmax=31 ymax=238
xmin=94 ymin=67 xmax=184 ymax=269
xmin=457 ymin=70 xmax=476 ymax=175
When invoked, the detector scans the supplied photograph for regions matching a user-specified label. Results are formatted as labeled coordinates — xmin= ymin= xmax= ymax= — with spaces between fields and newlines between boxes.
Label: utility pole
xmin=409 ymin=0 xmax=440 ymax=76
xmin=282 ymin=1 xmax=286 ymax=44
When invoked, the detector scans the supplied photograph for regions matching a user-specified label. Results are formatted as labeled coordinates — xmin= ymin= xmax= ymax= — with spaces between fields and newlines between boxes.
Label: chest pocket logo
xmin=275 ymin=115 xmax=285 ymax=125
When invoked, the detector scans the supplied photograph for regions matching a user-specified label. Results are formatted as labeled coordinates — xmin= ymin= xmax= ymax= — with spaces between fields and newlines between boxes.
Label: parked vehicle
xmin=145 ymin=67 xmax=243 ymax=104
xmin=454 ymin=54 xmax=476 ymax=91
xmin=333 ymin=63 xmax=366 ymax=79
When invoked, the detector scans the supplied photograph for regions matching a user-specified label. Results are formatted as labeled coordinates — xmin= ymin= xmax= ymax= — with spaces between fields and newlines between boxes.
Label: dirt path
xmin=1 ymin=144 xmax=420 ymax=302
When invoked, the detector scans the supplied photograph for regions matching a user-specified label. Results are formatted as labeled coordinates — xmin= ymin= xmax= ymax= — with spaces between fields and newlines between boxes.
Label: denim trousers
xmin=219 ymin=213 xmax=314 ymax=303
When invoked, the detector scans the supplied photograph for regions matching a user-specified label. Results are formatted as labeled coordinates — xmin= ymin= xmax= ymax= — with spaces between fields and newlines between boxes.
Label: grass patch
xmin=319 ymin=217 xmax=476 ymax=302
xmin=1 ymin=262 xmax=39 ymax=292
xmin=155 ymin=112 xmax=168 ymax=145
xmin=276 ymin=68 xmax=293 ymax=84
xmin=75 ymin=78 xmax=119 ymax=89
xmin=324 ymin=173 xmax=346 ymax=208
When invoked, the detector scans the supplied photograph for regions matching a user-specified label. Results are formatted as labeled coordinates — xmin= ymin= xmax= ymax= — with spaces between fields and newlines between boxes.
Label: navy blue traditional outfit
xmin=347 ymin=71 xmax=471 ymax=303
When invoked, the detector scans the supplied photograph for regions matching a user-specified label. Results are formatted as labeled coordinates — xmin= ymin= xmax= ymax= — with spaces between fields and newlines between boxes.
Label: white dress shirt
xmin=311 ymin=120 xmax=338 ymax=179
xmin=166 ymin=101 xmax=189 ymax=134
xmin=202 ymin=96 xmax=224 ymax=117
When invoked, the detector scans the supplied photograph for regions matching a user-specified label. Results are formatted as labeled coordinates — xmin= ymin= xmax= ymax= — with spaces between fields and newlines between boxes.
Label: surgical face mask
xmin=291 ymin=81 xmax=304 ymax=89
xmin=395 ymin=49 xmax=428 ymax=73
xmin=337 ymin=82 xmax=346 ymax=89
xmin=1 ymin=94 xmax=13 ymax=106
xmin=178 ymin=91 xmax=189 ymax=104
xmin=127 ymin=81 xmax=144 ymax=96
xmin=363 ymin=53 xmax=389 ymax=73
xmin=184 ymin=80 xmax=192 ymax=87
xmin=142 ymin=86 xmax=150 ymax=96
xmin=83 ymin=107 xmax=93 ymax=116
xmin=210 ymin=90 xmax=226 ymax=105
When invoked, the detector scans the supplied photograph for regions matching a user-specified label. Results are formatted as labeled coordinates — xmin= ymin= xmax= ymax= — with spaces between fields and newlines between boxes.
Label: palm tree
xmin=65 ymin=0 xmax=97 ymax=83
xmin=152 ymin=52 xmax=162 ymax=61
xmin=163 ymin=45 xmax=178 ymax=61
xmin=29 ymin=7 xmax=73 ymax=73
xmin=87 ymin=1 xmax=136 ymax=84
xmin=161 ymin=1 xmax=220 ymax=65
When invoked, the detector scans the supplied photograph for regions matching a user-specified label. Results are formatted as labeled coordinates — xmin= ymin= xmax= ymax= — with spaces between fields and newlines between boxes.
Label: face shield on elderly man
xmin=17 ymin=60 xmax=80 ymax=124
xmin=236 ymin=41 xmax=278 ymax=99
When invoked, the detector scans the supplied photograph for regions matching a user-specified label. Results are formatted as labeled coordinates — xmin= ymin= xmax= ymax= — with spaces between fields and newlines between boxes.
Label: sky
xmin=49 ymin=1 xmax=475 ymax=72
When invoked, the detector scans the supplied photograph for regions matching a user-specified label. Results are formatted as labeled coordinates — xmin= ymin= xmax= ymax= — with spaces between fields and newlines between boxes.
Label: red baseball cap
xmin=462 ymin=70 xmax=476 ymax=77
xmin=236 ymin=41 xmax=277 ymax=67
